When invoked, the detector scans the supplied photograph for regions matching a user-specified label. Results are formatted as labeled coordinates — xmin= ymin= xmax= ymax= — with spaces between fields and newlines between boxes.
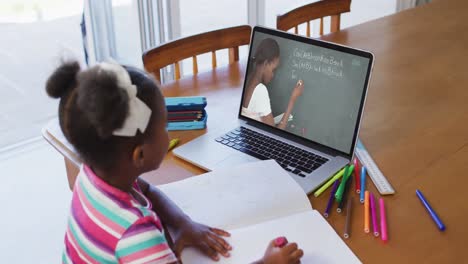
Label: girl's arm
xmin=252 ymin=240 xmax=304 ymax=264
xmin=137 ymin=178 xmax=232 ymax=261
xmin=137 ymin=178 xmax=189 ymax=227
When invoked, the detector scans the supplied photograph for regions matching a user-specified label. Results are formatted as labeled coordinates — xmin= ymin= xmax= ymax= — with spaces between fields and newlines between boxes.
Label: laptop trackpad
xmin=214 ymin=154 xmax=256 ymax=169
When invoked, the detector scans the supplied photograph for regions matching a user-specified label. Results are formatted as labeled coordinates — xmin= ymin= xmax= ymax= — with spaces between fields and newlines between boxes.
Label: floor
xmin=0 ymin=142 xmax=71 ymax=263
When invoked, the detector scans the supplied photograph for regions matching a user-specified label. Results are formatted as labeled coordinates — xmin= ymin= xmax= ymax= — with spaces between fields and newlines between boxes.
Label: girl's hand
xmin=172 ymin=220 xmax=232 ymax=261
xmin=260 ymin=239 xmax=304 ymax=264
xmin=291 ymin=80 xmax=305 ymax=100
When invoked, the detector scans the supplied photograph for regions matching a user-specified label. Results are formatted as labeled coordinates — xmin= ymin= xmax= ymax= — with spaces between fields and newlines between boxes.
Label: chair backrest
xmin=143 ymin=25 xmax=252 ymax=82
xmin=276 ymin=0 xmax=351 ymax=37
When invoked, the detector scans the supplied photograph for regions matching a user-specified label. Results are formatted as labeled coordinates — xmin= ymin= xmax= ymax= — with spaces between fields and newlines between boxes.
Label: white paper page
xmin=182 ymin=210 xmax=361 ymax=264
xmin=158 ymin=160 xmax=312 ymax=230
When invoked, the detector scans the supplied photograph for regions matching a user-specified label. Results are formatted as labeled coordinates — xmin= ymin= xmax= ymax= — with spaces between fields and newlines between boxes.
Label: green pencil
xmin=335 ymin=165 xmax=355 ymax=202
xmin=313 ymin=166 xmax=347 ymax=197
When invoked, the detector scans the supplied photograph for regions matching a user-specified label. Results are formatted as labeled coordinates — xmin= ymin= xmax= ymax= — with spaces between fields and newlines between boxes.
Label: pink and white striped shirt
xmin=62 ymin=165 xmax=177 ymax=263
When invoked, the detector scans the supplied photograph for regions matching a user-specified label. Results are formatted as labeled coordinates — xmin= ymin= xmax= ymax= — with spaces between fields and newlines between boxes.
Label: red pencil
xmin=274 ymin=237 xmax=288 ymax=248
xmin=353 ymin=158 xmax=361 ymax=193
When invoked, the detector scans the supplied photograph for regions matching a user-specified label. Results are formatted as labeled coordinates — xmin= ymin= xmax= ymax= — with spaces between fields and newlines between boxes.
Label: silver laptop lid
xmin=238 ymin=26 xmax=374 ymax=160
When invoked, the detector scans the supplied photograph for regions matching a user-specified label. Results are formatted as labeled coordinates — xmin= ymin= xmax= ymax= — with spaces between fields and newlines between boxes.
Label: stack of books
xmin=165 ymin=96 xmax=207 ymax=131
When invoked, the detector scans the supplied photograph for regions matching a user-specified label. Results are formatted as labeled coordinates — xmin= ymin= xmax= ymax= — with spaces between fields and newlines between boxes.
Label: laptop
xmin=173 ymin=26 xmax=374 ymax=194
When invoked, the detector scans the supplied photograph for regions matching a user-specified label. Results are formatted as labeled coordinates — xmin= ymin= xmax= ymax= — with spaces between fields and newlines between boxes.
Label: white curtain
xmin=396 ymin=0 xmax=431 ymax=11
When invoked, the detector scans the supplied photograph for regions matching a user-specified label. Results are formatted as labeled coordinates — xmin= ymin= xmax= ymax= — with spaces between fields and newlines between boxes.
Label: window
xmin=0 ymin=0 xmax=84 ymax=150
xmin=0 ymin=0 xmax=396 ymax=150
xmin=177 ymin=0 xmax=248 ymax=77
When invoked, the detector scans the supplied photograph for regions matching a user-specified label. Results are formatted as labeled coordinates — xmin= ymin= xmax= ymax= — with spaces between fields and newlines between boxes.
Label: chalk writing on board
xmin=291 ymin=48 xmax=344 ymax=78
xmin=291 ymin=69 xmax=297 ymax=79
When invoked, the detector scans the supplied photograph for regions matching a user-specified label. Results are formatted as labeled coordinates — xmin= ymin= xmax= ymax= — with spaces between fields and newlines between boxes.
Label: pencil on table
xmin=335 ymin=165 xmax=354 ymax=202
xmin=360 ymin=167 xmax=367 ymax=203
xmin=344 ymin=197 xmax=353 ymax=239
xmin=364 ymin=191 xmax=370 ymax=233
xmin=324 ymin=180 xmax=340 ymax=218
xmin=314 ymin=167 xmax=346 ymax=197
xmin=337 ymin=175 xmax=353 ymax=213
xmin=168 ymin=138 xmax=180 ymax=151
xmin=370 ymin=192 xmax=380 ymax=237
xmin=380 ymin=198 xmax=388 ymax=243
xmin=354 ymin=158 xmax=361 ymax=194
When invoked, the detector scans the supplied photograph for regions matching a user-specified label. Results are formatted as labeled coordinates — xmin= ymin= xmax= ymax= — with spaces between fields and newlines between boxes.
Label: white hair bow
xmin=97 ymin=62 xmax=152 ymax=137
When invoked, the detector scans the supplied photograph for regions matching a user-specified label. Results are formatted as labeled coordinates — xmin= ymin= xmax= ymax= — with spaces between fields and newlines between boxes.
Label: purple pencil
xmin=324 ymin=180 xmax=340 ymax=218
xmin=370 ymin=192 xmax=380 ymax=237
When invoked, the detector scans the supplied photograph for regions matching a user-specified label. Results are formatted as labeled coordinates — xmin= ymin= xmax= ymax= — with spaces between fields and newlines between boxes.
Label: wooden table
xmin=43 ymin=0 xmax=467 ymax=262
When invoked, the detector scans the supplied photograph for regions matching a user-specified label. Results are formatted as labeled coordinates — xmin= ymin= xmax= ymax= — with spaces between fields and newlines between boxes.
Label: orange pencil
xmin=364 ymin=191 xmax=370 ymax=233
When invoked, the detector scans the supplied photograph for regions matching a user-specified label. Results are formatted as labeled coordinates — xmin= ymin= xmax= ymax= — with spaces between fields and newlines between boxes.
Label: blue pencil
xmin=416 ymin=189 xmax=446 ymax=231
xmin=360 ymin=166 xmax=366 ymax=203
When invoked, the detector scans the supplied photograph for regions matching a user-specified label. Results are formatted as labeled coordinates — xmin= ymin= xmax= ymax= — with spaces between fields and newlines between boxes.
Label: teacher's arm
xmin=260 ymin=113 xmax=275 ymax=127
xmin=262 ymin=80 xmax=304 ymax=130
xmin=260 ymin=99 xmax=296 ymax=130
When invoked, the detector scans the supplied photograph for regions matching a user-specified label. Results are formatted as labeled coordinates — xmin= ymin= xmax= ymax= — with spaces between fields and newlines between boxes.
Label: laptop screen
xmin=239 ymin=27 xmax=373 ymax=156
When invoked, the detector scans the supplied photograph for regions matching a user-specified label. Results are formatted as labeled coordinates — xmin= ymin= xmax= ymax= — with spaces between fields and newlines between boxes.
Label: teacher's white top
xmin=241 ymin=83 xmax=272 ymax=121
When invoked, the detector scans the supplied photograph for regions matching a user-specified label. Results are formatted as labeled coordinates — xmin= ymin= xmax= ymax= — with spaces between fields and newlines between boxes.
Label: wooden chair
xmin=276 ymin=0 xmax=351 ymax=37
xmin=143 ymin=25 xmax=252 ymax=82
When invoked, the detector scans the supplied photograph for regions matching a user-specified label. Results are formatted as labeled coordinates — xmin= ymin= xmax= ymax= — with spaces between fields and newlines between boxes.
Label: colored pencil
xmin=335 ymin=165 xmax=354 ymax=202
xmin=370 ymin=192 xmax=380 ymax=237
xmin=168 ymin=110 xmax=203 ymax=115
xmin=168 ymin=115 xmax=203 ymax=121
xmin=360 ymin=167 xmax=366 ymax=203
xmin=354 ymin=158 xmax=361 ymax=193
xmin=380 ymin=198 xmax=388 ymax=242
xmin=344 ymin=197 xmax=353 ymax=239
xmin=416 ymin=189 xmax=446 ymax=231
xmin=313 ymin=167 xmax=347 ymax=197
xmin=337 ymin=175 xmax=353 ymax=213
xmin=364 ymin=191 xmax=370 ymax=233
xmin=168 ymin=138 xmax=180 ymax=151
xmin=324 ymin=180 xmax=340 ymax=218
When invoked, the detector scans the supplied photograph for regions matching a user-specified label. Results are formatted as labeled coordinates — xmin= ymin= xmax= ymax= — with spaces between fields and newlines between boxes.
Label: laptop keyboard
xmin=215 ymin=127 xmax=329 ymax=177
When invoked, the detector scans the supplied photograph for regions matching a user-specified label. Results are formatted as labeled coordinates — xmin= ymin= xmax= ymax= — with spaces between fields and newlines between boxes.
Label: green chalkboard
xmin=249 ymin=32 xmax=370 ymax=153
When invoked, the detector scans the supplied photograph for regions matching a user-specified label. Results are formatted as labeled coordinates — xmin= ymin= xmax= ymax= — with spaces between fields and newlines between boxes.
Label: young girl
xmin=242 ymin=38 xmax=304 ymax=130
xmin=47 ymin=61 xmax=303 ymax=263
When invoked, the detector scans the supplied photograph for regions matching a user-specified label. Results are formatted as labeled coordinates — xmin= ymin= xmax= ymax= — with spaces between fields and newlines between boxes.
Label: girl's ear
xmin=132 ymin=145 xmax=145 ymax=169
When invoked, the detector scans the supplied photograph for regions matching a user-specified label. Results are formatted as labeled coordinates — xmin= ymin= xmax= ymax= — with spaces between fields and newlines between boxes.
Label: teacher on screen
xmin=241 ymin=38 xmax=304 ymax=130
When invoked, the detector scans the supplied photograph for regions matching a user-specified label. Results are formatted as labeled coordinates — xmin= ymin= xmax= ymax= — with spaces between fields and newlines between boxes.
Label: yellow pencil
xmin=168 ymin=138 xmax=180 ymax=151
xmin=313 ymin=167 xmax=347 ymax=197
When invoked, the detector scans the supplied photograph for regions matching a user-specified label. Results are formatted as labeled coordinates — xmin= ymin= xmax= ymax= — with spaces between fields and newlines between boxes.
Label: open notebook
xmin=158 ymin=160 xmax=360 ymax=263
